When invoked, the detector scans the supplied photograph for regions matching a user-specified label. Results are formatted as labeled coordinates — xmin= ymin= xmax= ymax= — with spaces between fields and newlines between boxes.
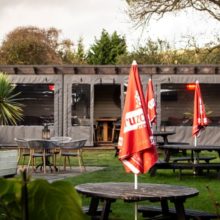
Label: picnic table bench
xmin=172 ymin=156 xmax=216 ymax=163
xmin=138 ymin=205 xmax=218 ymax=219
xmin=150 ymin=161 xmax=220 ymax=177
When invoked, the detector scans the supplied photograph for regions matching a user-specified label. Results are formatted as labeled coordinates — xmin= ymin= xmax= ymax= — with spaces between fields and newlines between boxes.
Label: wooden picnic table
xmin=75 ymin=182 xmax=199 ymax=220
xmin=153 ymin=130 xmax=176 ymax=144
xmin=160 ymin=144 xmax=220 ymax=162
xmin=151 ymin=144 xmax=220 ymax=176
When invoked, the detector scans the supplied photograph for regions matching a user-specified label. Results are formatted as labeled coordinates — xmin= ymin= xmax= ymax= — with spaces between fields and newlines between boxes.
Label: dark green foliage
xmin=0 ymin=178 xmax=22 ymax=220
xmin=0 ymin=73 xmax=23 ymax=125
xmin=87 ymin=29 xmax=127 ymax=64
xmin=0 ymin=176 xmax=86 ymax=220
xmin=28 ymin=179 xmax=86 ymax=220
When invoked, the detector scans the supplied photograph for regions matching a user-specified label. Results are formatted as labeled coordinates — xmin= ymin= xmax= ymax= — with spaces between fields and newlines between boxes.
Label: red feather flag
xmin=145 ymin=78 xmax=156 ymax=125
xmin=192 ymin=80 xmax=208 ymax=137
xmin=118 ymin=61 xmax=158 ymax=174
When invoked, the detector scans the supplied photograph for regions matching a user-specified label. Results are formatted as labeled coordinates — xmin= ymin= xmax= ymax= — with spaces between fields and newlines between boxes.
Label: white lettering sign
xmin=124 ymin=108 xmax=146 ymax=133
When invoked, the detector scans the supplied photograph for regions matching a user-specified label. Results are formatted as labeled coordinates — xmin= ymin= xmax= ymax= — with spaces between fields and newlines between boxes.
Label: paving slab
xmin=17 ymin=166 xmax=105 ymax=183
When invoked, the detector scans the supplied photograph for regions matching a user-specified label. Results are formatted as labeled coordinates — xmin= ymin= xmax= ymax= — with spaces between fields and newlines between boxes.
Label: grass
xmin=62 ymin=149 xmax=220 ymax=220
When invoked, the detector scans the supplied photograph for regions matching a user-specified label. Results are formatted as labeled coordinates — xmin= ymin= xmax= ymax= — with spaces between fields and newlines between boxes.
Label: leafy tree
xmin=87 ymin=29 xmax=127 ymax=64
xmin=75 ymin=37 xmax=87 ymax=64
xmin=58 ymin=39 xmax=75 ymax=64
xmin=125 ymin=1 xmax=220 ymax=64
xmin=0 ymin=73 xmax=23 ymax=125
xmin=0 ymin=26 xmax=63 ymax=64
xmin=117 ymin=36 xmax=220 ymax=64
xmin=117 ymin=38 xmax=173 ymax=64
xmin=59 ymin=37 xmax=87 ymax=64
xmin=126 ymin=0 xmax=220 ymax=26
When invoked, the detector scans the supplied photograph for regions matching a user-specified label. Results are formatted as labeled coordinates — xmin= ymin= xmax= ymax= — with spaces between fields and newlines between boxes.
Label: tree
xmin=58 ymin=37 xmax=87 ymax=64
xmin=0 ymin=73 xmax=23 ymax=125
xmin=87 ymin=29 xmax=127 ymax=64
xmin=58 ymin=39 xmax=76 ymax=64
xmin=116 ymin=37 xmax=217 ymax=64
xmin=117 ymin=38 xmax=174 ymax=64
xmin=126 ymin=0 xmax=220 ymax=26
xmin=75 ymin=37 xmax=87 ymax=64
xmin=0 ymin=26 xmax=62 ymax=64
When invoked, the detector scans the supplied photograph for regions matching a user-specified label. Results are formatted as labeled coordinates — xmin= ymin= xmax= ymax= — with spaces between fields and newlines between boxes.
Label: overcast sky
xmin=1 ymin=0 xmax=220 ymax=51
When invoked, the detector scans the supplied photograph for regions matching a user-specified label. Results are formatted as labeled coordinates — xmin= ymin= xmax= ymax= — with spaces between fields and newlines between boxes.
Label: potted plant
xmin=0 ymin=72 xmax=23 ymax=177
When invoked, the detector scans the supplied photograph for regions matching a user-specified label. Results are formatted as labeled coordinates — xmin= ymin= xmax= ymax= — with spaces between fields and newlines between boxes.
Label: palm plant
xmin=0 ymin=72 xmax=23 ymax=125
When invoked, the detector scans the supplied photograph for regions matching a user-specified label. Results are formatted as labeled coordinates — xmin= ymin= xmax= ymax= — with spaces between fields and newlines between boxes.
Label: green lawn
xmin=64 ymin=149 xmax=220 ymax=220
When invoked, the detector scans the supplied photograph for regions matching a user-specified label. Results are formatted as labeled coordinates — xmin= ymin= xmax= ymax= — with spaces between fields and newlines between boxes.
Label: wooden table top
xmin=153 ymin=131 xmax=176 ymax=137
xmin=161 ymin=144 xmax=220 ymax=151
xmin=96 ymin=118 xmax=118 ymax=122
xmin=75 ymin=182 xmax=199 ymax=202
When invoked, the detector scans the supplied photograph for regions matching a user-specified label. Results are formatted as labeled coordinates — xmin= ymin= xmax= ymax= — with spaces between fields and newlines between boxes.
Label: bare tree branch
xmin=126 ymin=0 xmax=220 ymax=26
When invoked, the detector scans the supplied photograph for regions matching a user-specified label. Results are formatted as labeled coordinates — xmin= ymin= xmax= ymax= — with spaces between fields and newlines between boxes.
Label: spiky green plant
xmin=0 ymin=72 xmax=23 ymax=125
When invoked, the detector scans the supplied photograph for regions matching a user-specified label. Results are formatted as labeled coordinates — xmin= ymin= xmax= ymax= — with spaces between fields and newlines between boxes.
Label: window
xmin=14 ymin=83 xmax=54 ymax=125
xmin=72 ymin=84 xmax=90 ymax=126
xmin=161 ymin=83 xmax=220 ymax=126
xmin=94 ymin=84 xmax=121 ymax=118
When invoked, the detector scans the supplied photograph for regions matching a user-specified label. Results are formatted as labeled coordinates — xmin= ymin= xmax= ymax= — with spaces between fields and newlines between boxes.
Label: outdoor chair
xmin=93 ymin=123 xmax=102 ymax=144
xmin=59 ymin=139 xmax=87 ymax=172
xmin=112 ymin=120 xmax=121 ymax=143
xmin=50 ymin=136 xmax=72 ymax=165
xmin=14 ymin=138 xmax=30 ymax=167
xmin=27 ymin=140 xmax=58 ymax=174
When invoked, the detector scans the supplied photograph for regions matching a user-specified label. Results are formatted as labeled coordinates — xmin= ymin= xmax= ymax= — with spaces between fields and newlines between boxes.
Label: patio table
xmin=153 ymin=130 xmax=176 ymax=144
xmin=75 ymin=182 xmax=199 ymax=220
xmin=25 ymin=139 xmax=60 ymax=173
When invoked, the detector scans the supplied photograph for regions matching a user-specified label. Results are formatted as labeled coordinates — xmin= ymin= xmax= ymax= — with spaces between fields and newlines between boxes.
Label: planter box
xmin=0 ymin=150 xmax=18 ymax=177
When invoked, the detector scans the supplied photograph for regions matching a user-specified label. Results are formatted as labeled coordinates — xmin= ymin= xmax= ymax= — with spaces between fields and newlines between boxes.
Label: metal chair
xmin=59 ymin=139 xmax=87 ymax=172
xmin=14 ymin=138 xmax=30 ymax=167
xmin=112 ymin=120 xmax=121 ymax=143
xmin=50 ymin=136 xmax=72 ymax=165
xmin=93 ymin=123 xmax=102 ymax=144
xmin=27 ymin=140 xmax=58 ymax=173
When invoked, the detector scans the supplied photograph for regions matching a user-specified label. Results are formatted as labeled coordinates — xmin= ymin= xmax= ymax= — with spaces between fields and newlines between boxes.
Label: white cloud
xmin=0 ymin=1 xmax=220 ymax=51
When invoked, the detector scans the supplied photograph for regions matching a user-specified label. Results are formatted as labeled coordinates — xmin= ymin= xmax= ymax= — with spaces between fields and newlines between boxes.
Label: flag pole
xmin=134 ymin=173 xmax=138 ymax=220
xmin=194 ymin=136 xmax=197 ymax=147
xmin=193 ymin=136 xmax=198 ymax=174
xmin=134 ymin=173 xmax=138 ymax=189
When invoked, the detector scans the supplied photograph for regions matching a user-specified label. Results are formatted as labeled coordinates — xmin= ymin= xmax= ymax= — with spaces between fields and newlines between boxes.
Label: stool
xmin=112 ymin=122 xmax=120 ymax=143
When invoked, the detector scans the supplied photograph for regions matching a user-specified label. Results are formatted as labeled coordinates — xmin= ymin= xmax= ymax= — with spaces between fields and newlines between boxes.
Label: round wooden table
xmin=75 ymin=182 xmax=199 ymax=220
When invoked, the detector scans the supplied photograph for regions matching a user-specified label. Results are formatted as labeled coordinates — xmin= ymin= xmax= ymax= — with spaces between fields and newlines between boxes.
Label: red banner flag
xmin=145 ymin=78 xmax=156 ymax=125
xmin=192 ymin=81 xmax=208 ymax=137
xmin=118 ymin=61 xmax=158 ymax=174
